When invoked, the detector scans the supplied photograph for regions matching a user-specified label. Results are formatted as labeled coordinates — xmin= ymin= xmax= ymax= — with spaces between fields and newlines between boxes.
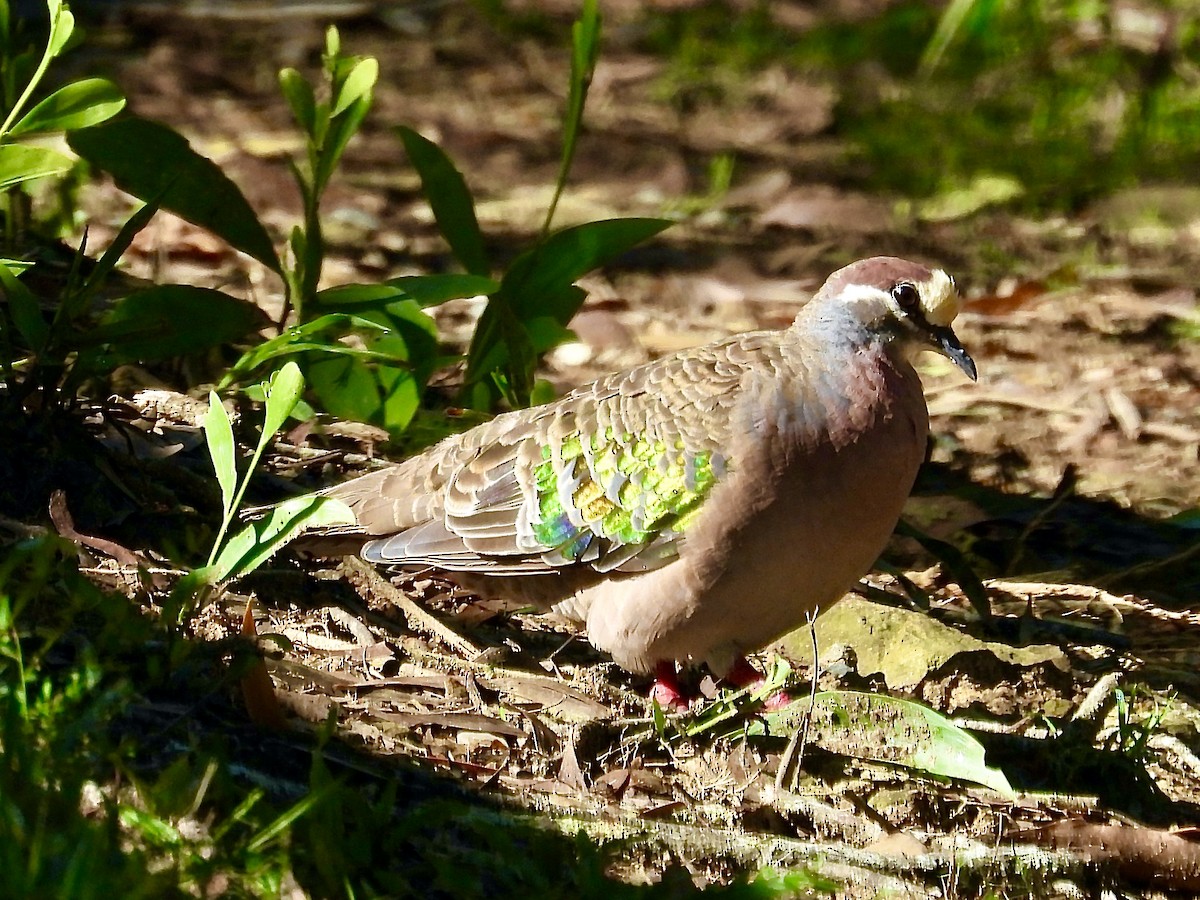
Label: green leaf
xmin=8 ymin=78 xmax=125 ymax=136
xmin=525 ymin=315 xmax=575 ymax=353
xmin=396 ymin=126 xmax=490 ymax=276
xmin=529 ymin=378 xmax=556 ymax=406
xmin=316 ymin=274 xmax=498 ymax=311
xmin=481 ymin=297 xmax=537 ymax=405
xmin=97 ymin=285 xmax=267 ymax=362
xmin=165 ymin=566 xmax=219 ymax=619
xmin=210 ymin=495 xmax=356 ymax=583
xmin=385 ymin=273 xmax=498 ymax=307
xmin=307 ymin=339 xmax=421 ymax=433
xmin=463 ymin=218 xmax=669 ymax=398
xmin=313 ymin=93 xmax=370 ymax=194
xmin=261 ymin=360 xmax=305 ymax=438
xmin=543 ymin=0 xmax=600 ymax=235
xmin=81 ymin=198 xmax=159 ymax=288
xmin=500 ymin=218 xmax=670 ymax=319
xmin=68 ymin=117 xmax=281 ymax=272
xmin=0 ymin=144 xmax=72 ymax=190
xmin=203 ymin=391 xmax=237 ymax=519
xmin=766 ymin=691 xmax=1013 ymax=794
xmin=278 ymin=68 xmax=316 ymax=133
xmin=0 ymin=261 xmax=48 ymax=351
xmin=313 ymin=283 xmax=406 ymax=309
xmin=119 ymin=807 xmax=182 ymax=848
xmin=306 ymin=302 xmax=437 ymax=434
xmin=46 ymin=0 xmax=74 ymax=58
xmin=219 ymin=312 xmax=393 ymax=388
xmin=331 ymin=57 xmax=377 ymax=117
xmin=324 ymin=25 xmax=340 ymax=62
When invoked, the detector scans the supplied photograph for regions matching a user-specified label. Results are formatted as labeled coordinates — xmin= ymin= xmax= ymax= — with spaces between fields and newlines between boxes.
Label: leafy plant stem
xmin=205 ymin=430 xmax=268 ymax=571
xmin=0 ymin=0 xmax=63 ymax=138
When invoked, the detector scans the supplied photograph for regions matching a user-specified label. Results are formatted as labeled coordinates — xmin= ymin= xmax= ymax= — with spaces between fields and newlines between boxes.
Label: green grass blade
xmin=542 ymin=0 xmax=600 ymax=237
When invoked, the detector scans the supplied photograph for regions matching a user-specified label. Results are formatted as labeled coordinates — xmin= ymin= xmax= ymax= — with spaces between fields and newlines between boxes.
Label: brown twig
xmin=339 ymin=557 xmax=483 ymax=659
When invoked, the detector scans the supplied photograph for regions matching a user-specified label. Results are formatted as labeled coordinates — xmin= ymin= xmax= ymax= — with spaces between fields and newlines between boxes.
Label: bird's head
xmin=813 ymin=256 xmax=977 ymax=381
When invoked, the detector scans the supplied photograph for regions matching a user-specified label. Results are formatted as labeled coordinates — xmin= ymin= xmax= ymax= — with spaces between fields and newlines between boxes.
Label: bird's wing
xmin=360 ymin=334 xmax=784 ymax=574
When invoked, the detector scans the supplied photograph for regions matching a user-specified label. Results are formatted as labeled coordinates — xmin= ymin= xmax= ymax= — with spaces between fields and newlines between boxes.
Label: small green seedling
xmin=170 ymin=362 xmax=353 ymax=616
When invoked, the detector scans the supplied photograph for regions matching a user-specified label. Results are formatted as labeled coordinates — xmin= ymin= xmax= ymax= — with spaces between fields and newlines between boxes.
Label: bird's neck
xmin=774 ymin=303 xmax=919 ymax=450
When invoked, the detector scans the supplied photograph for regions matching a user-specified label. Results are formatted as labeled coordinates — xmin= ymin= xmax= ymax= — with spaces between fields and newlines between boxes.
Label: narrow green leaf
xmin=261 ymin=360 xmax=304 ymax=438
xmin=67 ymin=197 xmax=162 ymax=320
xmin=98 ymin=285 xmax=267 ymax=362
xmin=46 ymin=2 xmax=74 ymax=58
xmin=919 ymin=0 xmax=977 ymax=77
xmin=219 ymin=312 xmax=392 ymax=387
xmin=500 ymin=218 xmax=670 ymax=319
xmin=0 ymin=262 xmax=48 ymax=351
xmin=278 ymin=68 xmax=316 ymax=133
xmin=384 ymin=273 xmax=498 ymax=307
xmin=465 ymin=219 xmax=665 ymax=394
xmin=9 ymin=78 xmax=125 ymax=136
xmin=543 ymin=0 xmax=600 ymax=235
xmin=68 ymin=117 xmax=281 ymax=272
xmin=323 ymin=25 xmax=340 ymax=62
xmin=246 ymin=783 xmax=336 ymax=854
xmin=118 ymin=807 xmax=182 ymax=848
xmin=313 ymin=93 xmax=370 ymax=194
xmin=764 ymin=691 xmax=1013 ymax=794
xmin=331 ymin=57 xmax=377 ymax=117
xmin=0 ymin=144 xmax=72 ymax=190
xmin=396 ymin=126 xmax=490 ymax=276
xmin=316 ymin=274 xmax=498 ymax=311
xmin=308 ymin=356 xmax=422 ymax=434
xmin=203 ymin=390 xmax=238 ymax=519
xmin=477 ymin=297 xmax=537 ymax=405
xmin=314 ymin=283 xmax=406 ymax=309
xmin=306 ymin=303 xmax=435 ymax=434
xmin=211 ymin=496 xmax=356 ymax=584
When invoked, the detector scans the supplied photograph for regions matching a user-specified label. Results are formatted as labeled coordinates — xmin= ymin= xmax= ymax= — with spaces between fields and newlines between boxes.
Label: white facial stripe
xmin=834 ymin=269 xmax=962 ymax=330
xmin=836 ymin=282 xmax=894 ymax=324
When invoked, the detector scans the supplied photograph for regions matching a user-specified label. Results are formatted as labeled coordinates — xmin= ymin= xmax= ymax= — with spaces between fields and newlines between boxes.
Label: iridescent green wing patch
xmin=532 ymin=427 xmax=725 ymax=568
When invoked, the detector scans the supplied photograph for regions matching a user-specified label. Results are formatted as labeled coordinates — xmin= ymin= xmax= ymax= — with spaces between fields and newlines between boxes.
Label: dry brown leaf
xmin=239 ymin=602 xmax=288 ymax=731
xmin=1034 ymin=821 xmax=1200 ymax=889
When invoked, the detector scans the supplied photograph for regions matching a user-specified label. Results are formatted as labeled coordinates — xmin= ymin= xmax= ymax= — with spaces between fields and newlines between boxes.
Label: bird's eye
xmin=892 ymin=282 xmax=920 ymax=313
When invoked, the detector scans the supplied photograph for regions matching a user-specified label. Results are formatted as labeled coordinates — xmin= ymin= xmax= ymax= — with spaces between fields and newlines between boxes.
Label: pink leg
xmin=650 ymin=660 xmax=691 ymax=712
xmin=723 ymin=656 xmax=792 ymax=710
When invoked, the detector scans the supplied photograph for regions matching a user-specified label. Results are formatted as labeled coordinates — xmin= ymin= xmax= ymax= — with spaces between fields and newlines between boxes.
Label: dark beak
xmin=930 ymin=325 xmax=977 ymax=381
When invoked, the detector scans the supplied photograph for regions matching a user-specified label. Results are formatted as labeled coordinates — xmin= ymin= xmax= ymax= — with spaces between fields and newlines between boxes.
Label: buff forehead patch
xmin=918 ymin=269 xmax=962 ymax=327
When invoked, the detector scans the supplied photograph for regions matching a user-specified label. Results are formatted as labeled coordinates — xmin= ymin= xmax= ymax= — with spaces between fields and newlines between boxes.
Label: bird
xmin=316 ymin=256 xmax=976 ymax=708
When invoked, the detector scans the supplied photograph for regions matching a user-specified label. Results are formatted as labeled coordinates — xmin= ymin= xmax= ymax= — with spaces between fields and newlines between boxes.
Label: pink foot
xmin=724 ymin=657 xmax=792 ymax=710
xmin=650 ymin=660 xmax=691 ymax=712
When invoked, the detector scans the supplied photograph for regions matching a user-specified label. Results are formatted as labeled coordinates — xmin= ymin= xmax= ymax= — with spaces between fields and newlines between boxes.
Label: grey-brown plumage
xmin=320 ymin=257 xmax=976 ymax=677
